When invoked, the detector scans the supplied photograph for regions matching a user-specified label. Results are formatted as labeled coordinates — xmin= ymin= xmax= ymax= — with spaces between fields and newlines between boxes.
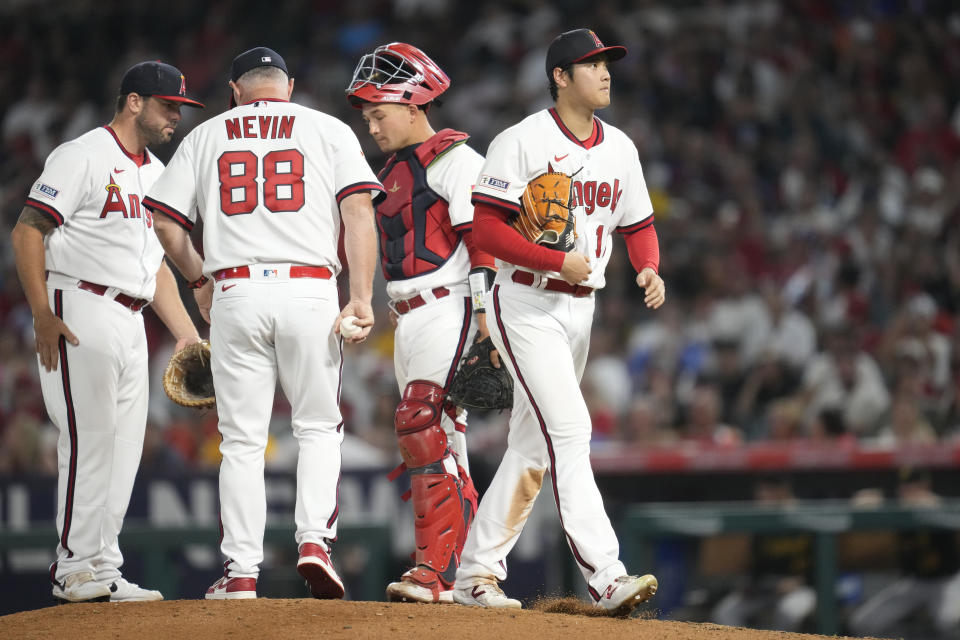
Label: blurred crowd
xmin=3 ymin=0 xmax=960 ymax=475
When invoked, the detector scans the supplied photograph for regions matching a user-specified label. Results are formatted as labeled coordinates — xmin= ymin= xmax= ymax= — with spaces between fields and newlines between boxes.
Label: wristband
xmin=187 ymin=275 xmax=209 ymax=289
xmin=469 ymin=267 xmax=495 ymax=313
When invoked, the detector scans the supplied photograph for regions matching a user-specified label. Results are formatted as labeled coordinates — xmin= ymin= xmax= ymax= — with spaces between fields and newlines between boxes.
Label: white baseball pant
xmin=392 ymin=283 xmax=473 ymax=470
xmin=39 ymin=279 xmax=149 ymax=585
xmin=455 ymin=280 xmax=628 ymax=598
xmin=209 ymin=266 xmax=344 ymax=578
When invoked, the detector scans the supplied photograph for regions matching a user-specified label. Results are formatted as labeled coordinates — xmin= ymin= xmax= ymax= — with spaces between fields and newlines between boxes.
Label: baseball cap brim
xmin=570 ymin=45 xmax=627 ymax=65
xmin=151 ymin=94 xmax=205 ymax=108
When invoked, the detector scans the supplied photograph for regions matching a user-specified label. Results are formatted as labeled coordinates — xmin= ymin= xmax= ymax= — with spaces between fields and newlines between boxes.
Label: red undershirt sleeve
xmin=472 ymin=203 xmax=566 ymax=273
xmin=622 ymin=222 xmax=660 ymax=274
xmin=461 ymin=228 xmax=496 ymax=270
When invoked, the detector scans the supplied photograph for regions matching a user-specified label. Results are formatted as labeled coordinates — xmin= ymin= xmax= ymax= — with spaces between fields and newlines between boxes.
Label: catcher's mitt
xmin=446 ymin=335 xmax=513 ymax=411
xmin=162 ymin=340 xmax=215 ymax=408
xmin=513 ymin=171 xmax=577 ymax=251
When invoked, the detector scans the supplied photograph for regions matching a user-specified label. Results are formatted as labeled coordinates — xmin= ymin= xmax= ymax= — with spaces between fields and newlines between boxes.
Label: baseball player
xmin=144 ymin=46 xmax=382 ymax=600
xmin=452 ymin=29 xmax=666 ymax=614
xmin=10 ymin=61 xmax=204 ymax=603
xmin=345 ymin=42 xmax=495 ymax=603
xmin=848 ymin=468 xmax=960 ymax=638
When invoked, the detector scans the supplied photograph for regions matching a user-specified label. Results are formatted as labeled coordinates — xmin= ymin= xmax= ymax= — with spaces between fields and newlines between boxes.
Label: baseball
xmin=339 ymin=315 xmax=362 ymax=339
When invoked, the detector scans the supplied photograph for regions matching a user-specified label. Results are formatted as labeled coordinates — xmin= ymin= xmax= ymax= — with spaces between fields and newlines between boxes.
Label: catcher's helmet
xmin=346 ymin=43 xmax=449 ymax=108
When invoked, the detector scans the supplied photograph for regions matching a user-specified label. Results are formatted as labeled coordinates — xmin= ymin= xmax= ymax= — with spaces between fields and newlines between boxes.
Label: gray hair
xmin=236 ymin=65 xmax=288 ymax=88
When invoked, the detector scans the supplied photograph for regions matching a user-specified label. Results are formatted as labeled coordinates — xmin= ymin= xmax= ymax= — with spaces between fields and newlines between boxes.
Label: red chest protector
xmin=375 ymin=129 xmax=469 ymax=281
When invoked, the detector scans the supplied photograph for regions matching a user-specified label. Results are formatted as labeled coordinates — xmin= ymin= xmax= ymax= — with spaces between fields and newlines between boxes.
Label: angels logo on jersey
xmin=571 ymin=178 xmax=622 ymax=215
xmin=99 ymin=174 xmax=149 ymax=225
xmin=546 ymin=162 xmax=623 ymax=215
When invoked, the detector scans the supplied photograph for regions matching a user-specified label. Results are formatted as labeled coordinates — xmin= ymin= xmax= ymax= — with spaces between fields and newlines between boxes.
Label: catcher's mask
xmin=346 ymin=42 xmax=449 ymax=108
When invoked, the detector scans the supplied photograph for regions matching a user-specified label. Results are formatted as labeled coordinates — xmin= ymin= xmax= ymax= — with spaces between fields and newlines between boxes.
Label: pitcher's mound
xmin=0 ymin=598 xmax=867 ymax=640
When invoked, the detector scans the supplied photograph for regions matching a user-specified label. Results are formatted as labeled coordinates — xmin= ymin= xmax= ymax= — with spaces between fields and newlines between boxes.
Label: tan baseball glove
xmin=513 ymin=171 xmax=577 ymax=251
xmin=162 ymin=340 xmax=215 ymax=408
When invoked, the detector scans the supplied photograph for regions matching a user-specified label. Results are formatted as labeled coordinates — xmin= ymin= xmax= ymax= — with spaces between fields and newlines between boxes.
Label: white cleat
xmin=452 ymin=583 xmax=521 ymax=609
xmin=105 ymin=577 xmax=163 ymax=602
xmin=596 ymin=574 xmax=658 ymax=616
xmin=386 ymin=578 xmax=454 ymax=604
xmin=52 ymin=571 xmax=112 ymax=603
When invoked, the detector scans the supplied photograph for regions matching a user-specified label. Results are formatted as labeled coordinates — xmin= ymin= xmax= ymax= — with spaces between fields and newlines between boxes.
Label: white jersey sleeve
xmin=611 ymin=132 xmax=654 ymax=231
xmin=471 ymin=127 xmax=532 ymax=216
xmin=141 ymin=137 xmax=198 ymax=229
xmin=330 ymin=119 xmax=383 ymax=203
xmin=26 ymin=140 xmax=92 ymax=226
xmin=429 ymin=142 xmax=484 ymax=229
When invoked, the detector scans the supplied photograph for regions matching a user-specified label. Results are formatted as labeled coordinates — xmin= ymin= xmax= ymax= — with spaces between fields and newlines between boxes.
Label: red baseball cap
xmin=120 ymin=61 xmax=205 ymax=108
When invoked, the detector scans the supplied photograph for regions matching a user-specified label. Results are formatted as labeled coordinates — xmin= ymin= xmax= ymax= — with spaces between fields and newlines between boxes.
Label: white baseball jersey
xmin=26 ymin=126 xmax=165 ymax=299
xmin=382 ymin=140 xmax=483 ymax=300
xmin=145 ymin=99 xmax=382 ymax=272
xmin=472 ymin=107 xmax=653 ymax=288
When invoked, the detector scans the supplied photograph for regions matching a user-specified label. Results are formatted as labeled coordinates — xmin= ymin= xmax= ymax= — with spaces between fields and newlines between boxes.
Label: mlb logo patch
xmin=34 ymin=182 xmax=59 ymax=199
xmin=264 ymin=269 xmax=278 ymax=278
xmin=478 ymin=175 xmax=510 ymax=192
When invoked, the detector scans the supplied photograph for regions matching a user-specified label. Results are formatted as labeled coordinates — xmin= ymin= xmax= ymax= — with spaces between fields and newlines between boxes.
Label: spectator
xmin=808 ymin=407 xmax=857 ymax=448
xmin=618 ymin=395 xmax=675 ymax=446
xmin=1 ymin=1 xmax=960 ymax=472
xmin=681 ymin=383 xmax=742 ymax=447
xmin=867 ymin=395 xmax=937 ymax=448
xmin=799 ymin=325 xmax=890 ymax=436
xmin=758 ymin=283 xmax=817 ymax=372
xmin=734 ymin=354 xmax=802 ymax=440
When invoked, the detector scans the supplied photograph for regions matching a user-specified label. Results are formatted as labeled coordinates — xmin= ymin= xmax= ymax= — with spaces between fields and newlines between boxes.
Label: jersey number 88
xmin=217 ymin=149 xmax=305 ymax=215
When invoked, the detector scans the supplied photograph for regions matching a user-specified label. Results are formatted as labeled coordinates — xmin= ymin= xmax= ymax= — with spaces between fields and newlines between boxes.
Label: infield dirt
xmin=0 ymin=597 xmax=877 ymax=640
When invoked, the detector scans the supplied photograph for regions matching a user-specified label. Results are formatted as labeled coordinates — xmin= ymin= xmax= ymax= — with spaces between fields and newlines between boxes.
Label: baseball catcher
xmin=447 ymin=334 xmax=513 ymax=411
xmin=512 ymin=170 xmax=577 ymax=251
xmin=162 ymin=340 xmax=215 ymax=408
xmin=347 ymin=41 xmax=488 ymax=604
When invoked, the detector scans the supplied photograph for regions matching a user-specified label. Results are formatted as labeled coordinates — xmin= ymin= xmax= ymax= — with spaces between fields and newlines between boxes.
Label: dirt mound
xmin=0 ymin=598 xmax=863 ymax=640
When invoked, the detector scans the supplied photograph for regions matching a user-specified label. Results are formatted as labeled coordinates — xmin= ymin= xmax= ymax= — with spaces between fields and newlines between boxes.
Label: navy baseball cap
xmin=230 ymin=46 xmax=289 ymax=82
xmin=545 ymin=29 xmax=627 ymax=79
xmin=120 ymin=61 xmax=204 ymax=108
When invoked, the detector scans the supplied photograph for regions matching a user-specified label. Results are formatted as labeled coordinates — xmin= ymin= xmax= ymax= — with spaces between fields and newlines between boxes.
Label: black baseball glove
xmin=446 ymin=335 xmax=513 ymax=411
